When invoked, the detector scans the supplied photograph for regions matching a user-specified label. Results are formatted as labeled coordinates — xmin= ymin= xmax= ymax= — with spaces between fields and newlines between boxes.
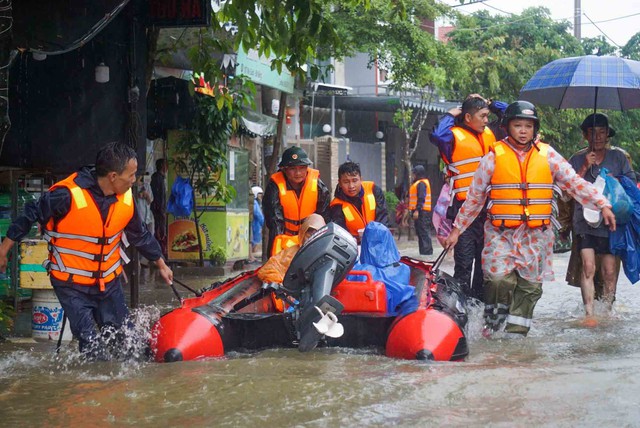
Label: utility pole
xmin=574 ymin=0 xmax=581 ymax=40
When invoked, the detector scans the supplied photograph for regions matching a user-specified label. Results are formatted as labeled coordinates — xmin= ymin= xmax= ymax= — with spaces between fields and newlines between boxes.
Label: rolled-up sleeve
xmin=429 ymin=114 xmax=456 ymax=163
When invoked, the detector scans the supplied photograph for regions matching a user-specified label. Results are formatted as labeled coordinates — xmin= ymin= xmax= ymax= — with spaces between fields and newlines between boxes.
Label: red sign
xmin=33 ymin=312 xmax=47 ymax=324
xmin=148 ymin=0 xmax=211 ymax=28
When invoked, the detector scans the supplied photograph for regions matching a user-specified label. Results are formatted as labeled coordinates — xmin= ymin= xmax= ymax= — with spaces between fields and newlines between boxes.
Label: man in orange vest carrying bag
xmin=329 ymin=161 xmax=389 ymax=242
xmin=0 ymin=142 xmax=173 ymax=359
xmin=430 ymin=94 xmax=506 ymax=300
xmin=409 ymin=165 xmax=433 ymax=256
xmin=263 ymin=146 xmax=331 ymax=256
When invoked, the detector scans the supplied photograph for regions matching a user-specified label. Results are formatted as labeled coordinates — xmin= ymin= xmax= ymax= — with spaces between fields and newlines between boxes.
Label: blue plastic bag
xmin=167 ymin=176 xmax=194 ymax=217
xmin=601 ymin=168 xmax=633 ymax=225
xmin=353 ymin=222 xmax=415 ymax=315
xmin=609 ymin=175 xmax=640 ymax=285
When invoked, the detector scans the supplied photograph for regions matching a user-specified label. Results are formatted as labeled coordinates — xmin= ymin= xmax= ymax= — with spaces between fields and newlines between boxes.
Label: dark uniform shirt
xmin=263 ymin=172 xmax=331 ymax=252
xmin=329 ymin=183 xmax=389 ymax=230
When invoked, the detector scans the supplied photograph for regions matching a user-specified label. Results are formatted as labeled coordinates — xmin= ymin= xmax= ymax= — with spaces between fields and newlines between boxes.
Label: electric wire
xmin=582 ymin=13 xmax=622 ymax=47
xmin=441 ymin=0 xmax=640 ymax=38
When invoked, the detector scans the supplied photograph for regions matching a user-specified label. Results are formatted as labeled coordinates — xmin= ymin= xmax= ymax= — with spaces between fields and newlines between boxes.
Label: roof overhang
xmin=303 ymin=95 xmax=457 ymax=113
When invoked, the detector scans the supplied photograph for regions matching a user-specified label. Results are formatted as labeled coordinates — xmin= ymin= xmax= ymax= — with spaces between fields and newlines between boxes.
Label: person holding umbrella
xmin=444 ymin=101 xmax=616 ymax=337
xmin=568 ymin=113 xmax=636 ymax=321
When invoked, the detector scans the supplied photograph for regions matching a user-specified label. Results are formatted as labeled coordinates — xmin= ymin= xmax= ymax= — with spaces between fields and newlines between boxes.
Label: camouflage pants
xmin=484 ymin=271 xmax=542 ymax=335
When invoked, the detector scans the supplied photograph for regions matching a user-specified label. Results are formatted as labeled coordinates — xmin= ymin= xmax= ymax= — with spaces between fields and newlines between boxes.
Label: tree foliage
xmin=448 ymin=7 xmax=582 ymax=100
xmin=622 ymin=32 xmax=640 ymax=60
xmin=331 ymin=0 xmax=461 ymax=179
xmin=210 ymin=0 xmax=369 ymax=81
xmin=448 ymin=7 xmax=640 ymax=167
xmin=170 ymin=34 xmax=256 ymax=264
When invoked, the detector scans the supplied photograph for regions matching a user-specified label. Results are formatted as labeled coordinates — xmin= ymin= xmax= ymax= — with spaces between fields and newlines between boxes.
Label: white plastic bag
xmin=583 ymin=174 xmax=605 ymax=228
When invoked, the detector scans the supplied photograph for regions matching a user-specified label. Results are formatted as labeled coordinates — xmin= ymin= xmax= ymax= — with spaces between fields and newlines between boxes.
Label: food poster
xmin=166 ymin=132 xmax=250 ymax=262
xmin=167 ymin=217 xmax=203 ymax=261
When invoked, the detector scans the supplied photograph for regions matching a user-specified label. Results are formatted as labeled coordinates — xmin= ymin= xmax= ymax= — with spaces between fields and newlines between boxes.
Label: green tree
xmin=621 ymin=32 xmax=640 ymax=60
xmin=172 ymin=32 xmax=255 ymax=265
xmin=446 ymin=7 xmax=640 ymax=166
xmin=210 ymin=0 xmax=372 ymax=177
xmin=581 ymin=36 xmax=618 ymax=56
xmin=332 ymin=0 xmax=461 ymax=181
xmin=448 ymin=7 xmax=582 ymax=100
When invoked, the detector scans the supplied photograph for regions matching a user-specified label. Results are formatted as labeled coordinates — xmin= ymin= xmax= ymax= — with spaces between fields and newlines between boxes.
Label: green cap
xmin=278 ymin=146 xmax=312 ymax=167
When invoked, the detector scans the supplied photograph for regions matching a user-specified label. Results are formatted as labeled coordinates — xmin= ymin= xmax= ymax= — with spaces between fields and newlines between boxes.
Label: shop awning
xmin=241 ymin=110 xmax=278 ymax=138
xmin=303 ymin=95 xmax=457 ymax=113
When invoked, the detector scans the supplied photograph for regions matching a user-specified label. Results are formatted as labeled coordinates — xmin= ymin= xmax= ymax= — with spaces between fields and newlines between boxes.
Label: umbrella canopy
xmin=520 ymin=55 xmax=640 ymax=111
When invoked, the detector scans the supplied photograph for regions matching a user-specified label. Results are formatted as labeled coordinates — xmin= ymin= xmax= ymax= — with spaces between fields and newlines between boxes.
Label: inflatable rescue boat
xmin=151 ymin=223 xmax=468 ymax=362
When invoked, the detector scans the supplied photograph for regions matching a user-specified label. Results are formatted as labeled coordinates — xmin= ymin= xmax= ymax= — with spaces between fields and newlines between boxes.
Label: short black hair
xmin=155 ymin=158 xmax=167 ymax=171
xmin=95 ymin=142 xmax=137 ymax=177
xmin=338 ymin=161 xmax=361 ymax=178
xmin=461 ymin=96 xmax=488 ymax=118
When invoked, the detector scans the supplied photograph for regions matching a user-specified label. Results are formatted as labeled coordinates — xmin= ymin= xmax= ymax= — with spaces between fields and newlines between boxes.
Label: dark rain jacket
xmin=7 ymin=167 xmax=163 ymax=293
xmin=263 ymin=172 xmax=331 ymax=254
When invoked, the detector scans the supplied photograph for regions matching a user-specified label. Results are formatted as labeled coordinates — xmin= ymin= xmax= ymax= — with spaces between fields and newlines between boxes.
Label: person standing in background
xmin=409 ymin=165 xmax=433 ymax=256
xmin=250 ymin=186 xmax=264 ymax=263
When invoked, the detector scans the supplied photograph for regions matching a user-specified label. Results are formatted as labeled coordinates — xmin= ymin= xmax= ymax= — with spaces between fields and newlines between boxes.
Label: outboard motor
xmin=281 ymin=222 xmax=358 ymax=351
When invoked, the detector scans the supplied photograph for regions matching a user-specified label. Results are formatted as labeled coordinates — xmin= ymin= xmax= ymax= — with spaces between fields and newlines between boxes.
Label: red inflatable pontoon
xmin=152 ymin=224 xmax=468 ymax=362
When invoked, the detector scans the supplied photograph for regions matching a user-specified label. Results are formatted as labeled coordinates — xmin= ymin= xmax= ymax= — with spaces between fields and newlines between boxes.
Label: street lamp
xmin=322 ymin=124 xmax=332 ymax=134
xmin=339 ymin=127 xmax=350 ymax=161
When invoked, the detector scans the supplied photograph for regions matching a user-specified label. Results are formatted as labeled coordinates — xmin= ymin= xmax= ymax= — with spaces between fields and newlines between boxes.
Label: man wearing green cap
xmin=263 ymin=146 xmax=331 ymax=256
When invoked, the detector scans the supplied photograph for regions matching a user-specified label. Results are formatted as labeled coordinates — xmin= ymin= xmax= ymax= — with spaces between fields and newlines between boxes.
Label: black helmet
xmin=502 ymin=101 xmax=540 ymax=141
xmin=278 ymin=146 xmax=312 ymax=167
xmin=502 ymin=101 xmax=538 ymax=126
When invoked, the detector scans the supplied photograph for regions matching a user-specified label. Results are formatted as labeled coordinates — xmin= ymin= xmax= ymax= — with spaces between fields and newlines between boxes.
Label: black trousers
xmin=415 ymin=211 xmax=433 ymax=255
xmin=453 ymin=213 xmax=485 ymax=301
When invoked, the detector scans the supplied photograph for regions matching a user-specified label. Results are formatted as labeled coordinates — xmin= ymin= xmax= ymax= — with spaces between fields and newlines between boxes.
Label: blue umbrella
xmin=520 ymin=55 xmax=640 ymax=111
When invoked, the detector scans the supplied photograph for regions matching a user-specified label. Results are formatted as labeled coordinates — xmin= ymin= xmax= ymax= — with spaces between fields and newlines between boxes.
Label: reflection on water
xmin=2 ymin=253 xmax=640 ymax=426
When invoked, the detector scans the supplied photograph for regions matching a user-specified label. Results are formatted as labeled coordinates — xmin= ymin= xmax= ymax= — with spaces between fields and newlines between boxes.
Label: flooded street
xmin=2 ymin=243 xmax=640 ymax=427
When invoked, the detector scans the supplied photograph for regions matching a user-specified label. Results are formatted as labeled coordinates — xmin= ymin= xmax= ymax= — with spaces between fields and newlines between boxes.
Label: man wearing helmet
xmin=430 ymin=94 xmax=507 ymax=300
xmin=444 ymin=101 xmax=616 ymax=336
xmin=263 ymin=146 xmax=331 ymax=257
xmin=568 ymin=113 xmax=635 ymax=321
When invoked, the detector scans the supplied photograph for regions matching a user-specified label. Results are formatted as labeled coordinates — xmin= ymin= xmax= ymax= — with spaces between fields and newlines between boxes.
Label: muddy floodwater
xmin=1 ymin=248 xmax=640 ymax=427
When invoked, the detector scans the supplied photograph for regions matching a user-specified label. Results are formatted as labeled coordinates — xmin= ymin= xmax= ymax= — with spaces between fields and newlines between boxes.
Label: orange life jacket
xmin=329 ymin=181 xmax=377 ymax=238
xmin=488 ymin=141 xmax=558 ymax=229
xmin=270 ymin=168 xmax=319 ymax=255
xmin=447 ymin=126 xmax=496 ymax=201
xmin=44 ymin=173 xmax=134 ymax=290
xmin=409 ymin=179 xmax=432 ymax=212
